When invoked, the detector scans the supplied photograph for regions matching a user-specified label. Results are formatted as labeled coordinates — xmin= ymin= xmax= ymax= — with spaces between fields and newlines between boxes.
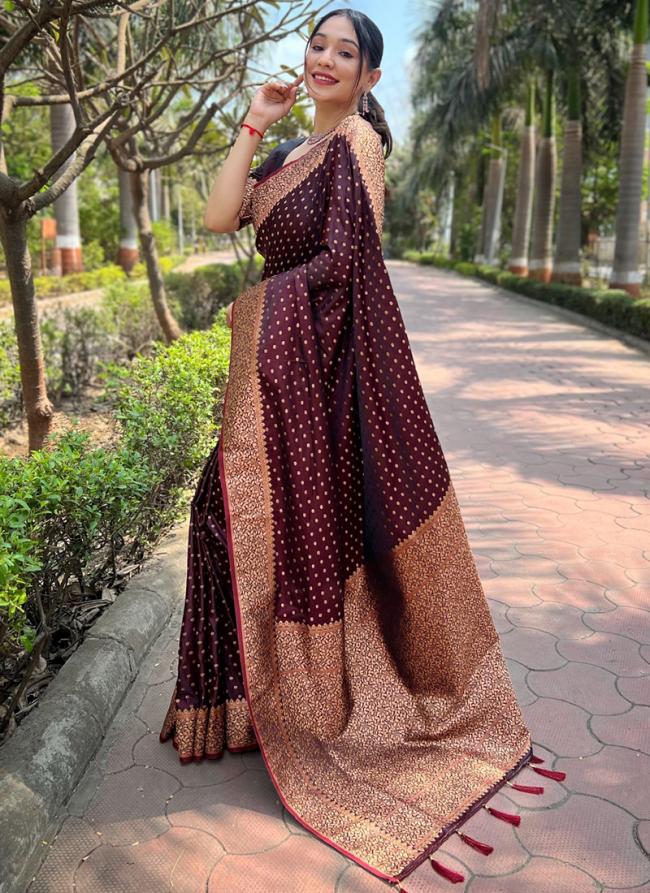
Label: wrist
xmin=242 ymin=111 xmax=269 ymax=134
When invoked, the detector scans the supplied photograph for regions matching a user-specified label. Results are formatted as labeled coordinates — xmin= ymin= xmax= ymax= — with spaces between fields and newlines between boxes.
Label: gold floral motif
xmin=160 ymin=688 xmax=256 ymax=762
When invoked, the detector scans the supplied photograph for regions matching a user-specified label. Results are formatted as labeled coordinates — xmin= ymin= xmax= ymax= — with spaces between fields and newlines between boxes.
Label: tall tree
xmin=609 ymin=0 xmax=648 ymax=296
xmin=529 ymin=69 xmax=557 ymax=281
xmin=508 ymin=82 xmax=536 ymax=275
xmin=475 ymin=115 xmax=507 ymax=263
xmin=553 ymin=66 xmax=583 ymax=284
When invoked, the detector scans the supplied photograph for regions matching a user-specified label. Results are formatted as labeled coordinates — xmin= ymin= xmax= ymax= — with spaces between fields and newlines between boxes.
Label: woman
xmin=160 ymin=8 xmax=565 ymax=889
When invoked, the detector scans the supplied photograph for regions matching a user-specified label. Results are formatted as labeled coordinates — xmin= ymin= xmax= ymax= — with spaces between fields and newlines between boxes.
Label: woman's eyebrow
xmin=312 ymin=30 xmax=359 ymax=49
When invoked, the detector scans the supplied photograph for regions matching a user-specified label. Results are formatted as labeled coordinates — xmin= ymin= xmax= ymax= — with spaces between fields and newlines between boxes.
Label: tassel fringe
xmin=532 ymin=766 xmax=566 ymax=781
xmin=456 ymin=830 xmax=494 ymax=855
xmin=507 ymin=781 xmax=545 ymax=794
xmin=429 ymin=857 xmax=465 ymax=884
xmin=484 ymin=805 xmax=521 ymax=825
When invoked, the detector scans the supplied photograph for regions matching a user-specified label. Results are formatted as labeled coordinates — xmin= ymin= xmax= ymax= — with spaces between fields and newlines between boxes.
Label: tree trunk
xmin=0 ymin=208 xmax=54 ymax=452
xmin=509 ymin=83 xmax=536 ymax=275
xmin=529 ymin=70 xmax=556 ymax=282
xmin=49 ymin=103 xmax=83 ymax=275
xmin=553 ymin=67 xmax=583 ymax=285
xmin=483 ymin=155 xmax=507 ymax=264
xmin=117 ymin=166 xmax=139 ymax=272
xmin=130 ymin=168 xmax=183 ymax=342
xmin=609 ymin=0 xmax=648 ymax=297
xmin=475 ymin=117 xmax=505 ymax=265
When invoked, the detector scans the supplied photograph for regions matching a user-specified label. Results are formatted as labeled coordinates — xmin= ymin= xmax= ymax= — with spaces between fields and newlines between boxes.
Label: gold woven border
xmin=251 ymin=113 xmax=384 ymax=235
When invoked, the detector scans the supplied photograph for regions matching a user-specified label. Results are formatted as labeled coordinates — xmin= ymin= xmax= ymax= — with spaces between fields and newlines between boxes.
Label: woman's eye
xmin=311 ymin=44 xmax=353 ymax=58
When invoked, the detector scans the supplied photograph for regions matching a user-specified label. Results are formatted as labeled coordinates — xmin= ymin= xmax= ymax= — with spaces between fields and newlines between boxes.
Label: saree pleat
xmin=161 ymin=112 xmax=548 ymax=885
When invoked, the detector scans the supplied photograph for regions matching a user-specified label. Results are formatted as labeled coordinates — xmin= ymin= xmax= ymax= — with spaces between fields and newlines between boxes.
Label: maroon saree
xmin=160 ymin=112 xmax=563 ymax=887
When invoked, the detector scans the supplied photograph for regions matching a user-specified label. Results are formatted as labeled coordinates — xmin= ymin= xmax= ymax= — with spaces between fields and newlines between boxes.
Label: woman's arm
xmin=203 ymin=74 xmax=304 ymax=234
xmin=203 ymin=112 xmax=266 ymax=233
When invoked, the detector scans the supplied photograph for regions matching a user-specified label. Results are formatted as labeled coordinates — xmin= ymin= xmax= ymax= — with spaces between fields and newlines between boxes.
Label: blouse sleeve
xmin=235 ymin=175 xmax=256 ymax=230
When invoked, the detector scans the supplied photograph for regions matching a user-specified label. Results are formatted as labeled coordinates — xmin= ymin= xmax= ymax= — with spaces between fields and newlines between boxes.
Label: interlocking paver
xmin=591 ymin=705 xmax=650 ymax=752
xmin=555 ymin=746 xmax=650 ymax=818
xmin=507 ymin=601 xmax=593 ymax=639
xmin=468 ymin=856 xmax=600 ymax=893
xmin=556 ymin=630 xmax=649 ymax=677
xmin=527 ymin=662 xmax=630 ymax=714
xmin=28 ymin=264 xmax=650 ymax=892
xmin=76 ymin=826 xmax=224 ymax=893
xmin=517 ymin=793 xmax=649 ymax=887
xmin=584 ymin=604 xmax=650 ymax=643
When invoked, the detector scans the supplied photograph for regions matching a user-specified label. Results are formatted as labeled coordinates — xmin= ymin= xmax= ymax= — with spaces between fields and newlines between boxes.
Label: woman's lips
xmin=312 ymin=72 xmax=339 ymax=85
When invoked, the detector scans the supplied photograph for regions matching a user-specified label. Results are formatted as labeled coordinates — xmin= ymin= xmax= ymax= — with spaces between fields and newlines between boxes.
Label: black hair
xmin=305 ymin=8 xmax=393 ymax=158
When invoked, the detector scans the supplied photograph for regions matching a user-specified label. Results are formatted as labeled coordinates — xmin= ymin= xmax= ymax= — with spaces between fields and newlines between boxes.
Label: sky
xmin=260 ymin=1 xmax=426 ymax=147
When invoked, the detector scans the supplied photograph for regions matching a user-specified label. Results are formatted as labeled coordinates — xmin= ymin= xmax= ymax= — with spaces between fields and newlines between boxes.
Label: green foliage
xmin=152 ymin=219 xmax=176 ymax=256
xmin=0 ymin=317 xmax=232 ymax=661
xmin=403 ymin=251 xmax=650 ymax=341
xmin=165 ymin=259 xmax=258 ymax=330
xmin=0 ymin=322 xmax=21 ymax=428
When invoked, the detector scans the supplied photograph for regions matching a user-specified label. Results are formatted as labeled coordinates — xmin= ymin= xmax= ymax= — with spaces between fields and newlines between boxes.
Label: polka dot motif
xmin=172 ymin=441 xmax=246 ymax=711
xmin=254 ymin=129 xmax=451 ymax=626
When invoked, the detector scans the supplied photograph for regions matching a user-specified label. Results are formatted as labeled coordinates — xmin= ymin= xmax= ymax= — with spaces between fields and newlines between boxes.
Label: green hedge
xmin=0 ymin=312 xmax=232 ymax=671
xmin=0 ymin=256 xmax=263 ymax=706
xmin=402 ymin=251 xmax=650 ymax=342
xmin=0 ymin=258 xmax=260 ymax=428
xmin=0 ymin=255 xmax=185 ymax=305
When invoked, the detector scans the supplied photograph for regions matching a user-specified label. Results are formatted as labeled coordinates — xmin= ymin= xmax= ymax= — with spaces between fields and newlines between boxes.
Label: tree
xmin=609 ymin=0 xmax=648 ymax=296
xmin=508 ymin=82 xmax=535 ymax=274
xmin=529 ymin=69 xmax=556 ymax=281
xmin=0 ymin=0 xmax=318 ymax=451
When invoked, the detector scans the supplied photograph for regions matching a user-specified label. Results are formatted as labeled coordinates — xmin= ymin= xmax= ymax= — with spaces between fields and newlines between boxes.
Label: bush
xmin=0 ymin=322 xmax=21 ymax=428
xmin=0 ymin=255 xmax=186 ymax=306
xmin=401 ymin=252 xmax=650 ymax=343
xmin=0 ymin=313 xmax=232 ymax=673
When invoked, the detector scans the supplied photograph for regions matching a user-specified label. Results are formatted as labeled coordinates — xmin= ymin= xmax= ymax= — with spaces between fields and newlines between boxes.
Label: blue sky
xmin=261 ymin=1 xmax=425 ymax=146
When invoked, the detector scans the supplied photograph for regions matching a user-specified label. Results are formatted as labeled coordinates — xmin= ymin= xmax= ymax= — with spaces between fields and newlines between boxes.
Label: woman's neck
xmin=312 ymin=102 xmax=358 ymax=136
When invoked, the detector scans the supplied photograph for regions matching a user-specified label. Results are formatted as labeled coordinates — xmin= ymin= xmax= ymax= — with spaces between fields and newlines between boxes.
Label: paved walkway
xmin=0 ymin=249 xmax=241 ymax=320
xmin=29 ymin=263 xmax=650 ymax=892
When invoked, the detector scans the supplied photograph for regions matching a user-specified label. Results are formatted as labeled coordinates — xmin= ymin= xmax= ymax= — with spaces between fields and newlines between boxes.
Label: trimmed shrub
xmin=401 ymin=252 xmax=650 ymax=343
xmin=0 ymin=312 xmax=231 ymax=675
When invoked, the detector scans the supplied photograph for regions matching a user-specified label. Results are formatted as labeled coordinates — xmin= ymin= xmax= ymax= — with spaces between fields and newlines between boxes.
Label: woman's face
xmin=304 ymin=15 xmax=368 ymax=108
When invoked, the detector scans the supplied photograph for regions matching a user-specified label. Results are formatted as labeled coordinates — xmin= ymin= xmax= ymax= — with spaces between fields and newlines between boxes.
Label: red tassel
xmin=532 ymin=766 xmax=566 ymax=781
xmin=485 ymin=806 xmax=521 ymax=826
xmin=429 ymin=857 xmax=465 ymax=883
xmin=457 ymin=831 xmax=494 ymax=855
xmin=530 ymin=754 xmax=545 ymax=764
xmin=508 ymin=782 xmax=545 ymax=794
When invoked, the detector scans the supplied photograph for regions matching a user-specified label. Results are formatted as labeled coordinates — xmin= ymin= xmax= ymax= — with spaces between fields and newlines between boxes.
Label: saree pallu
xmin=161 ymin=112 xmax=559 ymax=887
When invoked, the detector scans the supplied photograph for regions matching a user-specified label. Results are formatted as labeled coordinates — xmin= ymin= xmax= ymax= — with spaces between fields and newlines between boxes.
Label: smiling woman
xmin=162 ymin=7 xmax=566 ymax=891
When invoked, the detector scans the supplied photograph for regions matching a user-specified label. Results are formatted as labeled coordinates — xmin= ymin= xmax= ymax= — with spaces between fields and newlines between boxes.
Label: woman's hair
xmin=306 ymin=8 xmax=393 ymax=158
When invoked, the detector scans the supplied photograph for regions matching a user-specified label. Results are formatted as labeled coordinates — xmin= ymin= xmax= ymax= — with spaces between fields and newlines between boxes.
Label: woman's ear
xmin=367 ymin=68 xmax=382 ymax=91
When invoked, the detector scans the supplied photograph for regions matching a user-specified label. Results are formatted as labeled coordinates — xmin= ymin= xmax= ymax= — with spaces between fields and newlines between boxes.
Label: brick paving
xmin=29 ymin=263 xmax=650 ymax=892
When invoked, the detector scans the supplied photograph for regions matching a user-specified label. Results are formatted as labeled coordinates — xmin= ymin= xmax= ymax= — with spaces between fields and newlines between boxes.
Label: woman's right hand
xmin=246 ymin=73 xmax=304 ymax=131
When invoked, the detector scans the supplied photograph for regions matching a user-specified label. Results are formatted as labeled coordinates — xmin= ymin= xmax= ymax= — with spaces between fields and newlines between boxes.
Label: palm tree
xmin=609 ymin=0 xmax=648 ymax=296
xmin=529 ymin=69 xmax=557 ymax=281
xmin=475 ymin=115 xmax=507 ymax=263
xmin=508 ymin=81 xmax=536 ymax=275
xmin=553 ymin=65 xmax=583 ymax=284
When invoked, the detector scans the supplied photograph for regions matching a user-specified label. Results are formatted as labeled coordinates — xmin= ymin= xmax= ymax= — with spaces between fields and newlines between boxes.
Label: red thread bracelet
xmin=241 ymin=122 xmax=265 ymax=139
